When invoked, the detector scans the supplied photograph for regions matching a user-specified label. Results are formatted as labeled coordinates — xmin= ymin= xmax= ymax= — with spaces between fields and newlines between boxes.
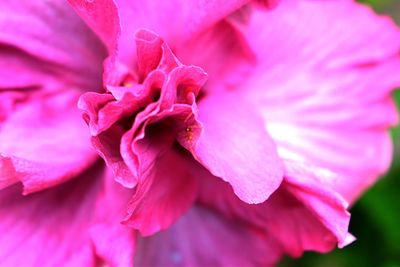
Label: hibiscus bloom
xmin=1 ymin=0 xmax=399 ymax=266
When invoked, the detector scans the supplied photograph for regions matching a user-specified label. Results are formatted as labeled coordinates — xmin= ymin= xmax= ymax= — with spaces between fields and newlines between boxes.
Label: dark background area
xmin=280 ymin=1 xmax=400 ymax=266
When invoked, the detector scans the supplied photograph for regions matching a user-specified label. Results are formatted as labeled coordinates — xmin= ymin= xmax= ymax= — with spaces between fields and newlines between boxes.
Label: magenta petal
xmin=67 ymin=0 xmax=120 ymax=53
xmin=135 ymin=29 xmax=165 ymax=79
xmin=79 ymin=92 xmax=116 ymax=136
xmin=90 ymin=169 xmax=136 ymax=267
xmin=177 ymin=20 xmax=255 ymax=95
xmin=0 ymin=163 xmax=104 ymax=267
xmin=0 ymin=91 xmax=98 ymax=193
xmin=0 ymin=157 xmax=19 ymax=189
xmin=0 ymin=46 xmax=58 ymax=90
xmin=246 ymin=1 xmax=400 ymax=69
xmin=284 ymin=161 xmax=354 ymax=248
xmin=240 ymin=1 xmax=400 ymax=204
xmin=114 ymin=0 xmax=250 ymax=42
xmin=192 ymin=93 xmax=284 ymax=204
xmin=264 ymin=188 xmax=343 ymax=255
xmin=109 ymin=0 xmax=250 ymax=67
xmin=198 ymin=174 xmax=346 ymax=257
xmin=90 ymin=224 xmax=136 ymax=267
xmin=81 ymin=32 xmax=207 ymax=190
xmin=123 ymin=149 xmax=198 ymax=236
xmin=135 ymin=206 xmax=282 ymax=267
xmin=0 ymin=0 xmax=106 ymax=90
xmin=92 ymin=125 xmax=137 ymax=188
xmin=255 ymin=0 xmax=280 ymax=8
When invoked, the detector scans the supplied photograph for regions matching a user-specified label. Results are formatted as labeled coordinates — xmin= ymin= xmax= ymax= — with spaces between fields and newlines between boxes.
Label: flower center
xmin=79 ymin=28 xmax=207 ymax=186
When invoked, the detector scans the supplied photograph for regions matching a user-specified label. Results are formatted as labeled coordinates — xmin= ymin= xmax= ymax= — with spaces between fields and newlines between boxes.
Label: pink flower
xmin=0 ymin=0 xmax=399 ymax=266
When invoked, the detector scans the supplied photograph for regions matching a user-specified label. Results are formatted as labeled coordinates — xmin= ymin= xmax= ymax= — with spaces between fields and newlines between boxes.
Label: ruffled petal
xmin=122 ymin=148 xmax=198 ymax=236
xmin=0 ymin=91 xmax=98 ymax=193
xmin=79 ymin=29 xmax=208 ymax=200
xmin=0 ymin=162 xmax=104 ymax=267
xmin=191 ymin=92 xmax=284 ymax=204
xmin=79 ymin=32 xmax=204 ymax=235
xmin=135 ymin=206 xmax=282 ymax=267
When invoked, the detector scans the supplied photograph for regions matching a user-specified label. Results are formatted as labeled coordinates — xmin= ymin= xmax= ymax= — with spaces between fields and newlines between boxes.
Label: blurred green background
xmin=280 ymin=1 xmax=400 ymax=266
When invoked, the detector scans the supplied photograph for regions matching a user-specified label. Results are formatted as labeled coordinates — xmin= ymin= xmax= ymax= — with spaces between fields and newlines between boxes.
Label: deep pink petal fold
xmin=177 ymin=20 xmax=255 ymax=95
xmin=135 ymin=206 xmax=282 ymax=267
xmin=67 ymin=0 xmax=120 ymax=53
xmin=0 ymin=0 xmax=106 ymax=90
xmin=283 ymin=161 xmax=354 ymax=248
xmin=0 ymin=163 xmax=104 ymax=267
xmin=79 ymin=28 xmax=204 ymax=236
xmin=0 ymin=45 xmax=59 ymax=90
xmin=122 ymin=148 xmax=198 ymax=236
xmin=239 ymin=0 xmax=400 ymax=203
xmin=90 ymin=169 xmax=136 ymax=267
xmin=199 ymin=171 xmax=353 ymax=257
xmin=0 ymin=91 xmax=98 ymax=193
xmin=79 ymin=29 xmax=207 ymax=188
xmin=255 ymin=0 xmax=280 ymax=8
xmin=191 ymin=93 xmax=284 ymax=204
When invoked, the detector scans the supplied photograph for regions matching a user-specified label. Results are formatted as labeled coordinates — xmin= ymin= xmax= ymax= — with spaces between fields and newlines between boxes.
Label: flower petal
xmin=255 ymin=0 xmax=280 ymax=9
xmin=122 ymin=148 xmax=198 ymax=236
xmin=68 ymin=0 xmax=251 ymax=72
xmin=67 ymin=0 xmax=120 ymax=53
xmin=0 ymin=45 xmax=57 ymax=90
xmin=283 ymin=161 xmax=354 ymax=248
xmin=177 ymin=19 xmax=255 ymax=95
xmin=246 ymin=0 xmax=400 ymax=69
xmin=0 ymin=0 xmax=106 ymax=90
xmin=0 ymin=162 xmax=104 ymax=267
xmin=0 ymin=91 xmax=98 ymax=193
xmin=240 ymin=0 xmax=400 ymax=203
xmin=115 ymin=0 xmax=249 ymax=39
xmin=198 ymin=173 xmax=347 ymax=257
xmin=134 ymin=206 xmax=282 ymax=267
xmin=191 ymin=92 xmax=284 ymax=204
xmin=90 ymin=169 xmax=136 ymax=267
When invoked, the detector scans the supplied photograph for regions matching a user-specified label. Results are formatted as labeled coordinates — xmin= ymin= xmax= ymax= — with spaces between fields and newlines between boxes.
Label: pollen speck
xmin=185 ymin=127 xmax=193 ymax=141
